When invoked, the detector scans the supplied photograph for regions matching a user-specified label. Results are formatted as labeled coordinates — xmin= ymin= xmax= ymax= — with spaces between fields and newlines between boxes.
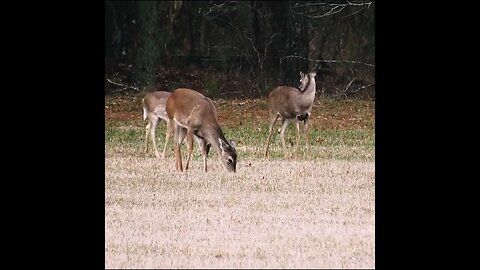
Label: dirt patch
xmin=105 ymin=93 xmax=374 ymax=130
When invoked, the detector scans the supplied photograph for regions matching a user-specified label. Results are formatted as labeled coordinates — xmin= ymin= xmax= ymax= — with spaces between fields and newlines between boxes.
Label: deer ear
xmin=229 ymin=139 xmax=237 ymax=148
xmin=219 ymin=138 xmax=230 ymax=152
xmin=300 ymin=71 xmax=304 ymax=77
xmin=311 ymin=72 xmax=317 ymax=77
xmin=218 ymin=138 xmax=224 ymax=151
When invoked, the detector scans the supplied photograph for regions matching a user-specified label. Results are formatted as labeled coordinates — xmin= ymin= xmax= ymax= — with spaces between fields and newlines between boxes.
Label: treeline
xmin=105 ymin=0 xmax=375 ymax=98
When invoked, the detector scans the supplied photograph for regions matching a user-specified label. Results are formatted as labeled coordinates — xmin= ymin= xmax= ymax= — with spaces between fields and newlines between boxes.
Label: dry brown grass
xmin=105 ymin=154 xmax=375 ymax=268
xmin=105 ymin=94 xmax=375 ymax=268
xmin=105 ymin=95 xmax=375 ymax=131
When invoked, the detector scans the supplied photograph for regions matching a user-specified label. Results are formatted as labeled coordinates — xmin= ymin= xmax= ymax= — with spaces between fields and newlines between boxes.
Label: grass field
xmin=105 ymin=95 xmax=375 ymax=268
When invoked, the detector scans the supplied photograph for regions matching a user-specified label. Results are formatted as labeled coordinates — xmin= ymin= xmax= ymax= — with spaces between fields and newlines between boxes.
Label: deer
xmin=142 ymin=91 xmax=174 ymax=159
xmin=166 ymin=88 xmax=237 ymax=173
xmin=264 ymin=70 xmax=317 ymax=159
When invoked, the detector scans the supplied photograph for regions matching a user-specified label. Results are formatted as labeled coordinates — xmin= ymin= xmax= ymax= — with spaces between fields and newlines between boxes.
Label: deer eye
xmin=227 ymin=157 xmax=233 ymax=164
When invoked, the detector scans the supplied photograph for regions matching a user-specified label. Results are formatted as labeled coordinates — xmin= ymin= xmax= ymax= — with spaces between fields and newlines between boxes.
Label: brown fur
xmin=264 ymin=72 xmax=317 ymax=158
xmin=142 ymin=91 xmax=174 ymax=159
xmin=166 ymin=88 xmax=237 ymax=172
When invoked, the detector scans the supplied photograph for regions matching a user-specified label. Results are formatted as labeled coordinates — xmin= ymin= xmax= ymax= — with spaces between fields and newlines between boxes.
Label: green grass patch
xmin=105 ymin=121 xmax=374 ymax=161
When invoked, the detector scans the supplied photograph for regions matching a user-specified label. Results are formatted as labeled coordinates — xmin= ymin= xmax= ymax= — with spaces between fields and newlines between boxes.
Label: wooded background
xmin=105 ymin=0 xmax=375 ymax=99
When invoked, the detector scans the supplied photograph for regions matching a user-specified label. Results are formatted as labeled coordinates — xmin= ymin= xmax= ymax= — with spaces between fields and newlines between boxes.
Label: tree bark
xmin=281 ymin=1 xmax=309 ymax=87
xmin=133 ymin=1 xmax=161 ymax=90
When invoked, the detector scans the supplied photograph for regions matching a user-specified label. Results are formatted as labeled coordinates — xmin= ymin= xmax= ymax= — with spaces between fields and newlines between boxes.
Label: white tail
xmin=142 ymin=91 xmax=174 ymax=159
xmin=166 ymin=88 xmax=237 ymax=173
xmin=264 ymin=71 xmax=317 ymax=158
xmin=142 ymin=104 xmax=148 ymax=121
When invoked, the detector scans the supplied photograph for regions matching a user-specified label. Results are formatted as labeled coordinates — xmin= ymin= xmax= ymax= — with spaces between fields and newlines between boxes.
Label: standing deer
xmin=142 ymin=91 xmax=174 ymax=158
xmin=166 ymin=88 xmax=237 ymax=172
xmin=264 ymin=71 xmax=317 ymax=158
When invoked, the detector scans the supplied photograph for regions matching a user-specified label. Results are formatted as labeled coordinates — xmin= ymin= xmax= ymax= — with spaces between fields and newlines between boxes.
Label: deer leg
xmin=264 ymin=114 xmax=280 ymax=158
xmin=196 ymin=136 xmax=209 ymax=172
xmin=162 ymin=119 xmax=174 ymax=159
xmin=294 ymin=120 xmax=301 ymax=158
xmin=303 ymin=115 xmax=310 ymax=158
xmin=145 ymin=121 xmax=151 ymax=155
xmin=279 ymin=118 xmax=291 ymax=159
xmin=149 ymin=116 xmax=160 ymax=158
xmin=184 ymin=128 xmax=195 ymax=171
xmin=174 ymin=124 xmax=187 ymax=172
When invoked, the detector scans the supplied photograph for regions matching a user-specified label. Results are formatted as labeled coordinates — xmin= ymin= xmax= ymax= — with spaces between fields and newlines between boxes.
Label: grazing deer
xmin=166 ymin=88 xmax=237 ymax=172
xmin=142 ymin=91 xmax=174 ymax=159
xmin=264 ymin=71 xmax=317 ymax=159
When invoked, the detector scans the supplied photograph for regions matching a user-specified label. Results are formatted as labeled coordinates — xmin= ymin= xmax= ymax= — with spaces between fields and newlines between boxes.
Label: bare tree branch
xmin=204 ymin=1 xmax=230 ymax=16
xmin=342 ymin=5 xmax=371 ymax=18
xmin=263 ymin=33 xmax=280 ymax=68
xmin=291 ymin=1 xmax=373 ymax=19
xmin=106 ymin=79 xmax=139 ymax=92
xmin=215 ymin=15 xmax=275 ymax=75
xmin=335 ymin=78 xmax=375 ymax=97
xmin=293 ymin=1 xmax=373 ymax=9
xmin=221 ymin=19 xmax=281 ymax=94
xmin=344 ymin=78 xmax=356 ymax=92
xmin=280 ymin=55 xmax=375 ymax=68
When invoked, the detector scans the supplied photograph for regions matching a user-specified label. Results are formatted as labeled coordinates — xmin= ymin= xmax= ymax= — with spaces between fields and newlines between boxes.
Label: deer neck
xmin=200 ymin=123 xmax=229 ymax=152
xmin=303 ymin=75 xmax=316 ymax=94
xmin=298 ymin=75 xmax=316 ymax=105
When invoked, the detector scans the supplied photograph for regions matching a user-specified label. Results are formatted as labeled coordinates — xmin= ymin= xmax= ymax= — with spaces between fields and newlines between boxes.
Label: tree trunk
xmin=281 ymin=1 xmax=309 ymax=87
xmin=133 ymin=1 xmax=161 ymax=90
xmin=267 ymin=1 xmax=287 ymax=79
xmin=251 ymin=1 xmax=266 ymax=94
